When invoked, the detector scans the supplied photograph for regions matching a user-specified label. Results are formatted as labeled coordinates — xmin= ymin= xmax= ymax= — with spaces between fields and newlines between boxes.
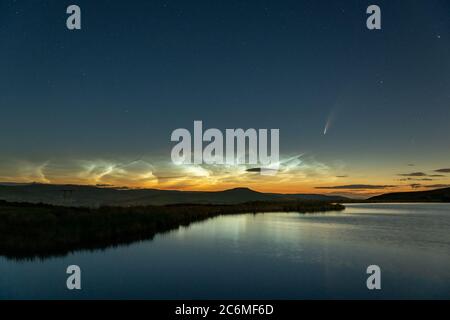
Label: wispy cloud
xmin=315 ymin=184 xmax=397 ymax=190
xmin=0 ymin=159 xmax=50 ymax=183
xmin=398 ymin=172 xmax=427 ymax=177
xmin=398 ymin=178 xmax=434 ymax=181
xmin=0 ymin=153 xmax=336 ymax=192
xmin=0 ymin=158 xmax=158 ymax=188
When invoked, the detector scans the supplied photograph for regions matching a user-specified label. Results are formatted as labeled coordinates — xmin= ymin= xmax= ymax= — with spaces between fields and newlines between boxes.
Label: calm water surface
xmin=1 ymin=203 xmax=449 ymax=299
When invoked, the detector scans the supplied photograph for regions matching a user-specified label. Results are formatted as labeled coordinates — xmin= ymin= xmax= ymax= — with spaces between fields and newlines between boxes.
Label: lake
xmin=1 ymin=203 xmax=449 ymax=299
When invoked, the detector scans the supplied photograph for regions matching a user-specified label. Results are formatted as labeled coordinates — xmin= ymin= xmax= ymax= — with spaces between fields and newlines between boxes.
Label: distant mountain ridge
xmin=369 ymin=187 xmax=450 ymax=202
xmin=0 ymin=183 xmax=349 ymax=207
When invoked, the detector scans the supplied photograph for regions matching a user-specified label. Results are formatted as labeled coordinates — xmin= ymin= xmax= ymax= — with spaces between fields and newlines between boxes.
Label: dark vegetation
xmin=0 ymin=200 xmax=344 ymax=260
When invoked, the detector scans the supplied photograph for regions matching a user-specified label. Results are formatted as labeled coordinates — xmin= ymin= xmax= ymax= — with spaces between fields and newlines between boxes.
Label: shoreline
xmin=0 ymin=200 xmax=344 ymax=260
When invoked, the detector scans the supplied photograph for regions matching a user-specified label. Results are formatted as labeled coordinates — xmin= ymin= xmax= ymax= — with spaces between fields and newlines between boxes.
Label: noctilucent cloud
xmin=0 ymin=0 xmax=449 ymax=196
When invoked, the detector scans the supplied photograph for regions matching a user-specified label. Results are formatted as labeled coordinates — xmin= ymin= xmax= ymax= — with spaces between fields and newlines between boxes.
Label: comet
xmin=323 ymin=112 xmax=335 ymax=135
xmin=323 ymin=119 xmax=330 ymax=135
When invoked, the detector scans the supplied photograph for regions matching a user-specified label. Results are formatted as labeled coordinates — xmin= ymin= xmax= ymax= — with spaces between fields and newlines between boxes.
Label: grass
xmin=0 ymin=200 xmax=344 ymax=260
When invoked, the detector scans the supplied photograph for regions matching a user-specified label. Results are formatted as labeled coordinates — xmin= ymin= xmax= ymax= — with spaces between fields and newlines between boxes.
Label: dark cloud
xmin=429 ymin=174 xmax=445 ymax=177
xmin=336 ymin=175 xmax=348 ymax=178
xmin=435 ymin=168 xmax=450 ymax=173
xmin=315 ymin=184 xmax=397 ymax=190
xmin=422 ymin=184 xmax=450 ymax=189
xmin=409 ymin=184 xmax=450 ymax=189
xmin=246 ymin=168 xmax=277 ymax=173
xmin=407 ymin=164 xmax=415 ymax=167
xmin=398 ymin=172 xmax=427 ymax=177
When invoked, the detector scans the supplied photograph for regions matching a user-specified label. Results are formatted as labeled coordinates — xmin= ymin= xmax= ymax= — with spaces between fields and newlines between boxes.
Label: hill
xmin=369 ymin=187 xmax=450 ymax=202
xmin=0 ymin=183 xmax=348 ymax=207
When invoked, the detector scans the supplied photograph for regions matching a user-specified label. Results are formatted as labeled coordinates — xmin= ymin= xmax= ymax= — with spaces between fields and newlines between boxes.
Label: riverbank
xmin=0 ymin=200 xmax=344 ymax=260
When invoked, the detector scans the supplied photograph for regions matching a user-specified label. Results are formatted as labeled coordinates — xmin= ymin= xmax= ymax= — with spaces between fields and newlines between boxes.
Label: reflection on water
xmin=1 ymin=203 xmax=449 ymax=299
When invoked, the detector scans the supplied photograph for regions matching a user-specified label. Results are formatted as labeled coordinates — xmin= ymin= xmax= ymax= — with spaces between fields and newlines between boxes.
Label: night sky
xmin=0 ymin=0 xmax=449 ymax=196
